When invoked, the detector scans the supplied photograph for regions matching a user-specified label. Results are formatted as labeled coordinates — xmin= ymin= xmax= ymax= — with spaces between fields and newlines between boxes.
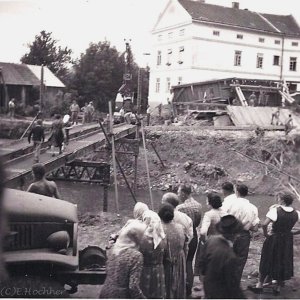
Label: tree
xmin=21 ymin=30 xmax=72 ymax=80
xmin=68 ymin=41 xmax=126 ymax=112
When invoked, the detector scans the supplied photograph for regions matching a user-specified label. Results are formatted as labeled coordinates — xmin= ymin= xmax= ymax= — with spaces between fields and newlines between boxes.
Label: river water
xmin=56 ymin=181 xmax=300 ymax=220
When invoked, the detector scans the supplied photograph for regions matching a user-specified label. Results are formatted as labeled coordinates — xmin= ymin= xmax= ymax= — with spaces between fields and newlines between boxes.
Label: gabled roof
xmin=0 ymin=62 xmax=65 ymax=87
xmin=178 ymin=0 xmax=300 ymax=37
xmin=0 ymin=62 xmax=40 ymax=86
xmin=27 ymin=65 xmax=65 ymax=88
xmin=262 ymin=13 xmax=300 ymax=36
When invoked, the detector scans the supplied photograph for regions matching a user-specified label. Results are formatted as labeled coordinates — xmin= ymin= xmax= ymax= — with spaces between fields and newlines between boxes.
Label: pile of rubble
xmin=183 ymin=161 xmax=226 ymax=179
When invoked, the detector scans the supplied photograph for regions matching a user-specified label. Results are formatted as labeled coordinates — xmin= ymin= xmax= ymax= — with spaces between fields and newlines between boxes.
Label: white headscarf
xmin=142 ymin=210 xmax=166 ymax=249
xmin=133 ymin=202 xmax=149 ymax=220
xmin=112 ymin=219 xmax=146 ymax=256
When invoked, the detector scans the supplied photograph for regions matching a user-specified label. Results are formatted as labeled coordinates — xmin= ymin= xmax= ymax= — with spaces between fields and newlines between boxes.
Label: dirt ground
xmin=76 ymin=210 xmax=300 ymax=299
xmin=96 ymin=124 xmax=300 ymax=197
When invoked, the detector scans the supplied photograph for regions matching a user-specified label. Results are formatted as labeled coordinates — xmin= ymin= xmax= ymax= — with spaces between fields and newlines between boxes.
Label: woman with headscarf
xmin=99 ymin=220 xmax=147 ymax=299
xmin=133 ymin=202 xmax=149 ymax=221
xmin=139 ymin=210 xmax=167 ymax=298
xmin=106 ymin=202 xmax=149 ymax=250
xmin=159 ymin=203 xmax=186 ymax=299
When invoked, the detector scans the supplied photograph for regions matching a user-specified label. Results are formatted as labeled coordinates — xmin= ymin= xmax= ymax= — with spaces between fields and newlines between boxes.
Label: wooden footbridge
xmin=2 ymin=122 xmax=137 ymax=189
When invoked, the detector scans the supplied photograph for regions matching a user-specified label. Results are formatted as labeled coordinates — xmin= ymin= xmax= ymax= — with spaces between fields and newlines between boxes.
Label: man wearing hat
xmin=198 ymin=215 xmax=245 ymax=299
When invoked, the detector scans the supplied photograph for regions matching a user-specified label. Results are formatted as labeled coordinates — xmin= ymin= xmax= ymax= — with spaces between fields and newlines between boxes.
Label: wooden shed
xmin=0 ymin=62 xmax=65 ymax=113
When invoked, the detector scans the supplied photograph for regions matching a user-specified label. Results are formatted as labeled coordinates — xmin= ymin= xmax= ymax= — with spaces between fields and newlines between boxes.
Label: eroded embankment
xmin=83 ymin=125 xmax=299 ymax=195
xmin=141 ymin=126 xmax=299 ymax=195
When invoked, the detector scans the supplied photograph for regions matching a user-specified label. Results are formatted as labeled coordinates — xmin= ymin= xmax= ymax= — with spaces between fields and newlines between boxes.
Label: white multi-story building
xmin=148 ymin=0 xmax=300 ymax=105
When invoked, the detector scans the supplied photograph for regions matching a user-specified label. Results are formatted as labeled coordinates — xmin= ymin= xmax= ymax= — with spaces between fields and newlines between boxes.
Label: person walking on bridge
xmin=49 ymin=114 xmax=64 ymax=156
xmin=27 ymin=163 xmax=61 ymax=198
xmin=28 ymin=119 xmax=45 ymax=163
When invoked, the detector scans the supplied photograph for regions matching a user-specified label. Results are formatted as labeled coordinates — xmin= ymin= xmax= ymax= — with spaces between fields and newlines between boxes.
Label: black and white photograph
xmin=0 ymin=0 xmax=300 ymax=298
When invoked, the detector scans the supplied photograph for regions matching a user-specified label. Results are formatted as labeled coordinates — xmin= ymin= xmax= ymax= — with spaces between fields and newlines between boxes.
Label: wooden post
xmin=98 ymin=120 xmax=137 ymax=203
xmin=137 ymin=68 xmax=142 ymax=114
xmin=40 ymin=65 xmax=44 ymax=112
xmin=0 ymin=67 xmax=9 ymax=111
xmin=150 ymin=142 xmax=165 ymax=168
xmin=141 ymin=119 xmax=154 ymax=210
xmin=109 ymin=101 xmax=120 ymax=214
xmin=19 ymin=113 xmax=38 ymax=140
xmin=133 ymin=154 xmax=138 ymax=195
xmin=103 ymin=185 xmax=108 ymax=212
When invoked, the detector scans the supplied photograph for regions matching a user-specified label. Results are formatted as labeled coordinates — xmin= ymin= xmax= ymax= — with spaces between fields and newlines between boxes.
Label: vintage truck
xmin=2 ymin=188 xmax=106 ymax=295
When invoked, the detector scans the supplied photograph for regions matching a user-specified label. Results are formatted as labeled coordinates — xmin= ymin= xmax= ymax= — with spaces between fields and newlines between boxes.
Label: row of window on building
xmin=213 ymin=30 xmax=298 ymax=46
xmin=155 ymin=77 xmax=183 ymax=93
xmin=156 ymin=47 xmax=297 ymax=71
xmin=234 ymin=51 xmax=297 ymax=71
xmin=157 ymin=29 xmax=185 ymax=41
xmin=158 ymin=29 xmax=299 ymax=47
xmin=156 ymin=47 xmax=185 ymax=66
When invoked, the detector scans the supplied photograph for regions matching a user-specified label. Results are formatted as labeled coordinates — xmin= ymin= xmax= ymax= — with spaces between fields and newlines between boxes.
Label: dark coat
xmin=28 ymin=124 xmax=45 ymax=143
xmin=199 ymin=235 xmax=245 ymax=299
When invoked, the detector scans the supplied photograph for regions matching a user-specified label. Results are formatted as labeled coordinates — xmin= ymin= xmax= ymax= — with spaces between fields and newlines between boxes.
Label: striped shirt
xmin=177 ymin=197 xmax=202 ymax=228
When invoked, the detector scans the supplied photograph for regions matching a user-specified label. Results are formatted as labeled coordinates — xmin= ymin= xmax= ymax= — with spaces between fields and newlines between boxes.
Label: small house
xmin=0 ymin=62 xmax=65 ymax=112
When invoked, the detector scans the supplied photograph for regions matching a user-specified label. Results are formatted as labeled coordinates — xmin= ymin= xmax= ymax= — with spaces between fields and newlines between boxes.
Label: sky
xmin=1 ymin=0 xmax=300 ymax=67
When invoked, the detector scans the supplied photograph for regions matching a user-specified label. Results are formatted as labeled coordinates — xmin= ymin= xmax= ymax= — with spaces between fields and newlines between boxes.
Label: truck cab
xmin=3 ymin=188 xmax=106 ymax=294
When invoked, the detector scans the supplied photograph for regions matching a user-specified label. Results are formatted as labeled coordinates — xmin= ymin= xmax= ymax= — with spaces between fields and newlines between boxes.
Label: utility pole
xmin=40 ymin=65 xmax=44 ymax=113
xmin=137 ymin=53 xmax=150 ymax=114
xmin=137 ymin=68 xmax=142 ymax=114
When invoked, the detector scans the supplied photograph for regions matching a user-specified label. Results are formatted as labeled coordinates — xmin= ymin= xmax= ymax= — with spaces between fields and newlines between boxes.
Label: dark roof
xmin=0 ymin=62 xmax=65 ymax=87
xmin=0 ymin=62 xmax=40 ymax=86
xmin=178 ymin=0 xmax=300 ymax=36
xmin=262 ymin=14 xmax=300 ymax=36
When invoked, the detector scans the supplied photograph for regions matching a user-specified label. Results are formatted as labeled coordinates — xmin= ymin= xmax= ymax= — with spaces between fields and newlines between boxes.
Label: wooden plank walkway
xmin=4 ymin=124 xmax=136 ymax=189
xmin=226 ymin=106 xmax=300 ymax=129
xmin=0 ymin=122 xmax=101 ymax=161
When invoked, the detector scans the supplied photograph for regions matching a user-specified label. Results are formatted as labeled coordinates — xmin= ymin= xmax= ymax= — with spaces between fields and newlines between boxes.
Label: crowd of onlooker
xmin=99 ymin=182 xmax=300 ymax=299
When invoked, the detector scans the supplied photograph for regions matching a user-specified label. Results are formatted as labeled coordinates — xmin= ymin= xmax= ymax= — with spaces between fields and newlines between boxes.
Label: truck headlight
xmin=47 ymin=231 xmax=70 ymax=253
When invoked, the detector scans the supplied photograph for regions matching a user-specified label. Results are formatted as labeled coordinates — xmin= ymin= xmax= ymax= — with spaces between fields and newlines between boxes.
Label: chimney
xmin=232 ymin=2 xmax=239 ymax=9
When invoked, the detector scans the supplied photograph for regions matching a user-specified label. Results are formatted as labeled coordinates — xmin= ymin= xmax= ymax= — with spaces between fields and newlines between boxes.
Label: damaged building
xmin=148 ymin=0 xmax=300 ymax=106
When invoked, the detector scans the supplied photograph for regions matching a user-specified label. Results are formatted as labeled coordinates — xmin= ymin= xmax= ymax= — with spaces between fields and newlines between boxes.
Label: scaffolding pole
xmin=109 ymin=101 xmax=119 ymax=214
xmin=141 ymin=119 xmax=154 ymax=210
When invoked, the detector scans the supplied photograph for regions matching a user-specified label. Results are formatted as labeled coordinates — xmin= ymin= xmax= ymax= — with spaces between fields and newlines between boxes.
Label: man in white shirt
xmin=222 ymin=182 xmax=260 ymax=283
xmin=222 ymin=181 xmax=238 ymax=211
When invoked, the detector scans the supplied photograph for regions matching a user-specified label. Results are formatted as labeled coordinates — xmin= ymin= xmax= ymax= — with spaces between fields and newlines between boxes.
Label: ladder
xmin=235 ymin=86 xmax=248 ymax=106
